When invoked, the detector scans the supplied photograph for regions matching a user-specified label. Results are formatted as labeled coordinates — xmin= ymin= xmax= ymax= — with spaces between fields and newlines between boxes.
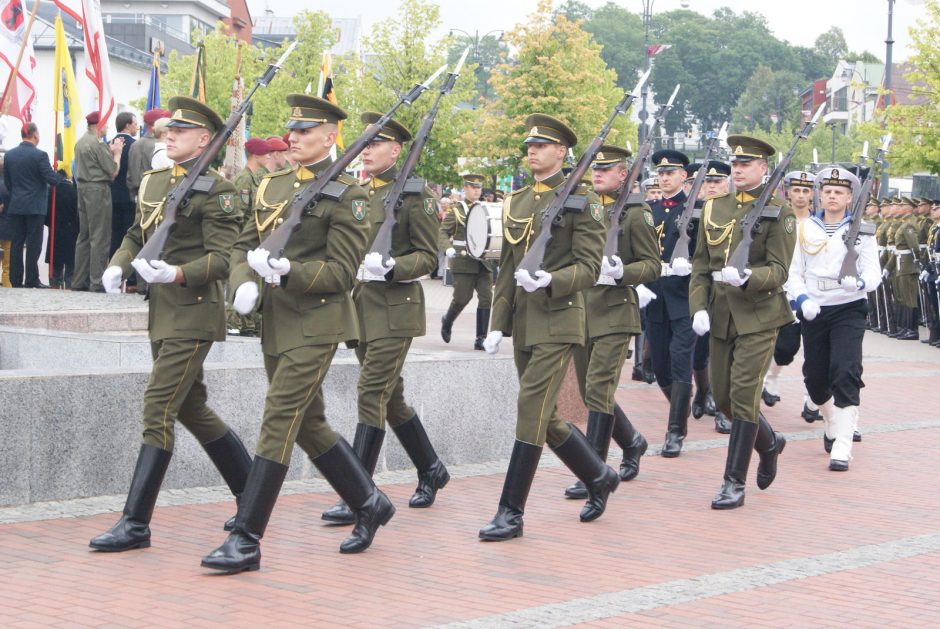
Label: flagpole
xmin=0 ymin=0 xmax=40 ymax=118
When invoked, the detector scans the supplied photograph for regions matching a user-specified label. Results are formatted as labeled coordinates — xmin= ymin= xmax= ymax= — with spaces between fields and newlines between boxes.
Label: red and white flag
xmin=647 ymin=44 xmax=672 ymax=58
xmin=0 ymin=0 xmax=37 ymax=122
xmin=54 ymin=0 xmax=114 ymax=129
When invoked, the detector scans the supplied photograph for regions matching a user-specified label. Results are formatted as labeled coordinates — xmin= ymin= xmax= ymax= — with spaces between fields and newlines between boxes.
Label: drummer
xmin=439 ymin=174 xmax=497 ymax=350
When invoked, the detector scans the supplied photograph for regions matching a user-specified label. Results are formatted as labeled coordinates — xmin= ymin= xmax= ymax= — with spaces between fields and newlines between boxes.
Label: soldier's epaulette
xmin=759 ymin=207 xmax=782 ymax=220
xmin=337 ymin=172 xmax=358 ymax=186
xmin=507 ymin=185 xmax=529 ymax=197
xmin=142 ymin=165 xmax=172 ymax=176
xmin=859 ymin=220 xmax=876 ymax=236
xmin=260 ymin=169 xmax=291 ymax=181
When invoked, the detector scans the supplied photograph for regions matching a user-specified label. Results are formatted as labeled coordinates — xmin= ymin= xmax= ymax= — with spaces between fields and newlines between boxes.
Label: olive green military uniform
xmin=110 ymin=160 xmax=241 ymax=450
xmin=229 ymin=160 xmax=368 ymax=462
xmin=891 ymin=215 xmax=919 ymax=308
xmin=573 ymin=193 xmax=660 ymax=413
xmin=226 ymin=165 xmax=267 ymax=336
xmin=439 ymin=200 xmax=494 ymax=308
xmin=127 ymin=134 xmax=156 ymax=200
xmin=491 ymin=169 xmax=606 ymax=445
xmin=73 ymin=128 xmax=115 ymax=291
xmin=689 ymin=186 xmax=796 ymax=423
xmin=354 ymin=164 xmax=439 ymax=428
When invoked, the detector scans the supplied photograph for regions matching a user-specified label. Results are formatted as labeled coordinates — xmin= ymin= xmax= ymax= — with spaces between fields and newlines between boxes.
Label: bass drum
xmin=465 ymin=202 xmax=503 ymax=260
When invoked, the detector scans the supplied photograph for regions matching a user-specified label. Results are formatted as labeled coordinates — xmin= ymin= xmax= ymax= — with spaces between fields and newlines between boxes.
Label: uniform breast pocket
xmin=605 ymin=288 xmax=632 ymax=327
xmin=176 ymin=283 xmax=216 ymax=306
xmin=298 ymin=292 xmax=345 ymax=336
xmin=386 ymin=285 xmax=423 ymax=332
xmin=548 ymin=294 xmax=584 ymax=336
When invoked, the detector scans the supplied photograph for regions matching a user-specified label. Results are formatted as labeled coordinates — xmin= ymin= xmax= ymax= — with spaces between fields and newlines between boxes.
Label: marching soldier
xmin=439 ymin=173 xmax=495 ymax=350
xmin=864 ymin=198 xmax=883 ymax=332
xmin=91 ymin=97 xmax=251 ymax=552
xmin=915 ymin=198 xmax=939 ymax=344
xmin=786 ymin=167 xmax=881 ymax=471
xmin=201 ymin=95 xmax=393 ymax=574
xmin=320 ymin=112 xmax=450 ymax=526
xmin=478 ymin=114 xmax=618 ymax=540
xmin=689 ymin=134 xmax=790 ymax=509
xmin=646 ymin=149 xmax=701 ymax=455
xmin=226 ymin=137 xmax=272 ymax=338
xmin=875 ymin=199 xmax=897 ymax=335
xmin=888 ymin=197 xmax=920 ymax=340
xmin=563 ymin=145 xmax=660 ymax=501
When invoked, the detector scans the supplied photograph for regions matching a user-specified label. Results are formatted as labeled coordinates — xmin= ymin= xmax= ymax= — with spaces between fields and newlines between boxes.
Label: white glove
xmin=670 ymin=257 xmax=692 ymax=277
xmin=483 ymin=330 xmax=503 ymax=354
xmin=718 ymin=266 xmax=752 ymax=287
xmin=882 ymin=268 xmax=890 ymax=280
xmin=692 ymin=310 xmax=710 ymax=336
xmin=445 ymin=247 xmax=456 ymax=258
xmin=601 ymin=255 xmax=624 ymax=280
xmin=364 ymin=251 xmax=395 ymax=277
xmin=841 ymin=275 xmax=863 ymax=291
xmin=533 ymin=270 xmax=552 ymax=289
xmin=636 ymin=284 xmax=657 ymax=308
xmin=131 ymin=259 xmax=178 ymax=284
xmin=102 ymin=266 xmax=123 ymax=294
xmin=247 ymin=248 xmax=289 ymax=279
xmin=919 ymin=269 xmax=931 ymax=282
xmin=801 ymin=298 xmax=821 ymax=321
xmin=232 ymin=281 xmax=259 ymax=315
xmin=514 ymin=269 xmax=552 ymax=292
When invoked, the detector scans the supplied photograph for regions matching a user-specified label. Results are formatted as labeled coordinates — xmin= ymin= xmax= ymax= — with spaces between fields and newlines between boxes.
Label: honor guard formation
xmin=79 ymin=52 xmax=927 ymax=575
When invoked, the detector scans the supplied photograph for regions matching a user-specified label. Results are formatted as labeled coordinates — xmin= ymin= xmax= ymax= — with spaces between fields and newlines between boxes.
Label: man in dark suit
xmin=110 ymin=112 xmax=137 ymax=257
xmin=3 ymin=123 xmax=66 ymax=288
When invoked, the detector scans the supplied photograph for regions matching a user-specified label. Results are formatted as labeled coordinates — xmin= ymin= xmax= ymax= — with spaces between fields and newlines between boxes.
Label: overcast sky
xmin=247 ymin=0 xmax=926 ymax=62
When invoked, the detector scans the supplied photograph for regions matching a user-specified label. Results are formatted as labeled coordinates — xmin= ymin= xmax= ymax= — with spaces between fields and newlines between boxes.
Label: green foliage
xmin=813 ymin=27 xmax=849 ymax=66
xmin=580 ymin=3 xmax=645 ymax=92
xmin=743 ymin=120 xmax=887 ymax=173
xmin=731 ymin=65 xmax=805 ymax=133
xmin=884 ymin=0 xmax=940 ymax=174
xmin=335 ymin=0 xmax=480 ymax=186
xmin=462 ymin=0 xmax=637 ymax=181
xmin=446 ymin=34 xmax=508 ymax=104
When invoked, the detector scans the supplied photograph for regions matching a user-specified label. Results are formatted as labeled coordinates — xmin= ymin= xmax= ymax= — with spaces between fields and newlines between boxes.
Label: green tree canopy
xmin=731 ymin=65 xmax=805 ymax=134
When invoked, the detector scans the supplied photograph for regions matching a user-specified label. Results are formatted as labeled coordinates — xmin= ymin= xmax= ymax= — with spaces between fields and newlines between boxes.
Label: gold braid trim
xmin=254 ymin=177 xmax=289 ymax=238
xmin=798 ymin=220 xmax=827 ymax=255
xmin=503 ymin=193 xmax=534 ymax=253
xmin=702 ymin=199 xmax=737 ymax=266
xmin=138 ymin=173 xmax=165 ymax=244
xmin=454 ymin=201 xmax=467 ymax=226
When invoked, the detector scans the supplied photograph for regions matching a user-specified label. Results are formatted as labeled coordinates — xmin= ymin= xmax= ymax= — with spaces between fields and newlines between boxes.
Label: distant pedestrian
xmin=110 ymin=112 xmax=138 ymax=257
xmin=3 ymin=122 xmax=67 ymax=288
xmin=46 ymin=172 xmax=79 ymax=289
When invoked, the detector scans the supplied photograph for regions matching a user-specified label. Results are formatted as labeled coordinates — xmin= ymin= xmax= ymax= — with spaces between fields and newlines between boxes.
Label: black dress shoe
xmin=761 ymin=387 xmax=780 ymax=407
xmin=853 ymin=431 xmax=861 ymax=442
xmin=714 ymin=412 xmax=732 ymax=434
xmin=823 ymin=434 xmax=834 ymax=453
xmin=802 ymin=402 xmax=822 ymax=423
xmin=27 ymin=282 xmax=49 ymax=289
xmin=829 ymin=459 xmax=849 ymax=471
xmin=631 ymin=366 xmax=645 ymax=382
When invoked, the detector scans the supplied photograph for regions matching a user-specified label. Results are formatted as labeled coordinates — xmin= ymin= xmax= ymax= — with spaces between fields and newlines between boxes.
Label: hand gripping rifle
xmin=136 ymin=42 xmax=298 ymax=262
xmin=726 ymin=103 xmax=826 ymax=276
xmin=839 ymin=134 xmax=890 ymax=282
xmin=370 ymin=48 xmax=470 ymax=264
xmin=603 ymin=81 xmax=678 ymax=258
xmin=258 ymin=62 xmax=448 ymax=257
xmin=518 ymin=69 xmax=651 ymax=274
xmin=669 ymin=120 xmax=728 ymax=263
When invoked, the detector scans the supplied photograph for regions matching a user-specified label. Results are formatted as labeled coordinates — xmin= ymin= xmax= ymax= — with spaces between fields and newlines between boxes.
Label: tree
xmin=336 ymin=0 xmax=479 ymax=185
xmin=580 ymin=3 xmax=645 ymax=92
xmin=446 ymin=34 xmax=508 ymax=104
xmin=884 ymin=0 xmax=940 ymax=174
xmin=461 ymin=0 xmax=637 ymax=182
xmin=814 ymin=27 xmax=849 ymax=66
xmin=731 ymin=65 xmax=804 ymax=133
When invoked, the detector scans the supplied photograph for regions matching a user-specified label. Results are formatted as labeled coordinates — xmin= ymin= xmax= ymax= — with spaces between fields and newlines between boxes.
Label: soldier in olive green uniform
xmin=90 ymin=97 xmax=251 ymax=552
xmin=875 ymin=200 xmax=897 ymax=334
xmin=202 ymin=96 xmax=394 ymax=575
xmin=889 ymin=198 xmax=921 ymax=340
xmin=439 ymin=173 xmax=495 ymax=350
xmin=689 ymin=135 xmax=791 ymax=510
xmin=320 ymin=112 xmax=450 ymax=527
xmin=73 ymin=111 xmax=122 ymax=292
xmin=563 ymin=145 xmax=661 ymax=501
xmin=225 ymin=137 xmax=271 ymax=337
xmin=478 ymin=114 xmax=619 ymax=540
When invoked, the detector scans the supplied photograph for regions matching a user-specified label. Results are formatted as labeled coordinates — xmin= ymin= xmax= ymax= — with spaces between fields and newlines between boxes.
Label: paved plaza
xmin=0 ymin=283 xmax=938 ymax=627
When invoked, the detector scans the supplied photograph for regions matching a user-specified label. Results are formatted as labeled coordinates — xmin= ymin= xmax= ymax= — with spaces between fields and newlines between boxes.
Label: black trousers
xmin=8 ymin=214 xmax=45 ymax=287
xmin=693 ymin=332 xmax=709 ymax=371
xmin=647 ymin=315 xmax=695 ymax=386
xmin=774 ymin=320 xmax=802 ymax=366
xmin=801 ymin=299 xmax=867 ymax=408
xmin=110 ymin=201 xmax=135 ymax=257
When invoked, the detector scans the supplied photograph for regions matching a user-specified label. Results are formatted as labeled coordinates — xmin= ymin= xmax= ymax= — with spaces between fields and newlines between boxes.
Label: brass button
xmin=737 ymin=204 xmax=743 ymax=209
xmin=293 ymin=182 xmax=300 ymax=188
xmin=276 ymin=218 xmax=284 ymax=224
xmin=406 ymin=297 xmax=411 ymax=301
xmin=369 ymin=190 xmax=375 ymax=196
xmin=320 ymin=298 xmax=326 ymax=303
xmin=568 ymin=301 xmax=572 ymax=305
xmin=196 ymin=296 xmax=202 ymax=302
xmin=665 ymin=209 xmax=670 ymax=213
xmin=169 ymin=178 xmax=176 ymax=184
xmin=460 ymin=251 xmax=466 ymax=257
xmin=534 ymin=194 xmax=541 ymax=200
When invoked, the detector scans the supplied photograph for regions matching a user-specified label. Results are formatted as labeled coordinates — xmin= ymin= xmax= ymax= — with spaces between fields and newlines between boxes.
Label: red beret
xmin=86 ymin=111 xmax=100 ymax=125
xmin=281 ymin=132 xmax=290 ymax=144
xmin=143 ymin=108 xmax=170 ymax=126
xmin=245 ymin=137 xmax=273 ymax=156
xmin=266 ymin=136 xmax=289 ymax=152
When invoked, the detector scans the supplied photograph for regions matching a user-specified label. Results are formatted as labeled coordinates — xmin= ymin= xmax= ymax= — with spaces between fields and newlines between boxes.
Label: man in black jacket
xmin=110 ymin=112 xmax=137 ymax=256
xmin=3 ymin=123 xmax=66 ymax=288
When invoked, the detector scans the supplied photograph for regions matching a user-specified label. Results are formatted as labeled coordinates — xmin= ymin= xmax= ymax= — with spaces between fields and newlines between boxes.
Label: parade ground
xmin=1 ymin=282 xmax=938 ymax=627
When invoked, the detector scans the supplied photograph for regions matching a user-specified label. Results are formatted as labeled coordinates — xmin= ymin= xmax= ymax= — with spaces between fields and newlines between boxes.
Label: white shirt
xmin=151 ymin=143 xmax=172 ymax=169
xmin=786 ymin=215 xmax=882 ymax=307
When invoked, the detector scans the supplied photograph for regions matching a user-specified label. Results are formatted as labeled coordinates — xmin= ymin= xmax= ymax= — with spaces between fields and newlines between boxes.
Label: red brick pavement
xmin=0 ymin=347 xmax=937 ymax=627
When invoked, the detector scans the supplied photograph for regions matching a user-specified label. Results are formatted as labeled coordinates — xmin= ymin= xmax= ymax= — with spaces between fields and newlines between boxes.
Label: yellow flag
xmin=53 ymin=15 xmax=82 ymax=177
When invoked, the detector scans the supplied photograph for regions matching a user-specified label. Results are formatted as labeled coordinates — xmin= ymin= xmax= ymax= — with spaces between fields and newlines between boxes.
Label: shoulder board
xmin=859 ymin=220 xmax=876 ymax=236
xmin=508 ymin=185 xmax=529 ymax=197
xmin=337 ymin=172 xmax=358 ymax=186
xmin=143 ymin=166 xmax=171 ymax=176
xmin=261 ymin=169 xmax=291 ymax=181
xmin=759 ymin=207 xmax=782 ymax=220
xmin=402 ymin=177 xmax=425 ymax=195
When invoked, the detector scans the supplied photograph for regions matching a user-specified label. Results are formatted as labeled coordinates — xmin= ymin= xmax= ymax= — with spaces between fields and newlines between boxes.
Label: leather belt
xmin=817 ymin=278 xmax=841 ymax=291
xmin=356 ymin=265 xmax=418 ymax=283
xmin=453 ymin=239 xmax=466 ymax=246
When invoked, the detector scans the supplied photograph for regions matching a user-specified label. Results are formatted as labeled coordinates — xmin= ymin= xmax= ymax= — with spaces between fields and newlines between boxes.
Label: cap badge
xmin=292 ymin=107 xmax=303 ymax=117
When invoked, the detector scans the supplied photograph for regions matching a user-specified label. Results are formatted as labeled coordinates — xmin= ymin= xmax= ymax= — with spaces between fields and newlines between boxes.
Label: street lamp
xmin=448 ymin=29 xmax=504 ymax=101
xmin=881 ymin=0 xmax=895 ymax=199
xmin=638 ymin=1 xmax=689 ymax=148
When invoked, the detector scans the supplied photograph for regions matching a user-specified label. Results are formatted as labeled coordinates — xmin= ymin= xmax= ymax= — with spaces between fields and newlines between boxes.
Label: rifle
xmin=669 ymin=121 xmax=728 ymax=263
xmin=726 ymin=103 xmax=826 ymax=276
xmin=603 ymin=81 xmax=678 ymax=258
xmin=136 ymin=42 xmax=298 ymax=262
xmin=258 ymin=62 xmax=448 ymax=258
xmin=518 ymin=70 xmax=651 ymax=274
xmin=371 ymin=48 xmax=470 ymax=264
xmin=839 ymin=134 xmax=890 ymax=281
